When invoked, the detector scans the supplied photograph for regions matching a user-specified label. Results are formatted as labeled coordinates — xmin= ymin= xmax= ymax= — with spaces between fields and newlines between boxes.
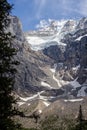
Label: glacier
xmin=25 ymin=19 xmax=77 ymax=51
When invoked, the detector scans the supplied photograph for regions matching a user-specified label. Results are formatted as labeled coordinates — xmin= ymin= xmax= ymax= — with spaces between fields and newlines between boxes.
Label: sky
xmin=8 ymin=0 xmax=87 ymax=31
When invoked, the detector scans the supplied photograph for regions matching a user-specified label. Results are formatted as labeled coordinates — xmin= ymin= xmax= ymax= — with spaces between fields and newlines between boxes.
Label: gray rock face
xmin=43 ymin=45 xmax=65 ymax=62
xmin=76 ymin=17 xmax=87 ymax=30
xmin=42 ymin=18 xmax=87 ymax=98
xmin=8 ymin=16 xmax=25 ymax=42
xmin=15 ymin=43 xmax=53 ymax=95
xmin=8 ymin=16 xmax=87 ymax=98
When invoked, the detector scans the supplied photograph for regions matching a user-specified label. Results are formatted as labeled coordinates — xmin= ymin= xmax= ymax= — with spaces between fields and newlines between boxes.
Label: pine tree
xmin=78 ymin=105 xmax=83 ymax=130
xmin=0 ymin=0 xmax=19 ymax=129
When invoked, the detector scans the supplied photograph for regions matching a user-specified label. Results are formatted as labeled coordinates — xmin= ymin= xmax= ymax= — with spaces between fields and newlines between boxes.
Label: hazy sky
xmin=8 ymin=0 xmax=87 ymax=31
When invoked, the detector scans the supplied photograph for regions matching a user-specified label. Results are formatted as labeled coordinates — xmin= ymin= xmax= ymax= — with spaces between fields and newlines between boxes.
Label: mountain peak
xmin=25 ymin=19 xmax=77 ymax=51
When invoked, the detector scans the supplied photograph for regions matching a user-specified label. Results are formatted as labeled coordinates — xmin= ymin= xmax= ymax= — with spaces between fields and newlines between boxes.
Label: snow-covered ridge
xmin=25 ymin=19 xmax=77 ymax=51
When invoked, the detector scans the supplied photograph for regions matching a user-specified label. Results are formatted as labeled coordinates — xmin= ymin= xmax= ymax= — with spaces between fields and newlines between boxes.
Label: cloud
xmin=34 ymin=0 xmax=78 ymax=19
xmin=36 ymin=19 xmax=49 ymax=28
xmin=56 ymin=0 xmax=87 ymax=17
xmin=78 ymin=0 xmax=87 ymax=16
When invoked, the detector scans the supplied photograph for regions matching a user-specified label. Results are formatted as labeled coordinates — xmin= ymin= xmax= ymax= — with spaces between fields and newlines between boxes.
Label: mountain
xmin=8 ymin=16 xmax=87 ymax=102
xmin=7 ymin=16 xmax=87 ymax=129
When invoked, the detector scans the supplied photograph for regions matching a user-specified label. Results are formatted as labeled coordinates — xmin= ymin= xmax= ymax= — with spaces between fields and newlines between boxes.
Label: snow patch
xmin=75 ymin=34 xmax=87 ymax=41
xmin=53 ymin=75 xmax=62 ymax=88
xmin=19 ymin=91 xmax=44 ymax=102
xmin=72 ymin=65 xmax=80 ymax=71
xmin=64 ymin=98 xmax=83 ymax=102
xmin=17 ymin=102 xmax=25 ymax=106
xmin=50 ymin=63 xmax=57 ymax=73
xmin=19 ymin=94 xmax=38 ymax=102
xmin=50 ymin=68 xmax=55 ymax=73
xmin=38 ymin=109 xmax=42 ymax=114
xmin=38 ymin=94 xmax=56 ymax=101
xmin=53 ymin=75 xmax=69 ymax=88
xmin=41 ymin=81 xmax=52 ymax=89
xmin=43 ymin=101 xmax=50 ymax=107
xmin=50 ymin=63 xmax=69 ymax=88
xmin=39 ymin=95 xmax=48 ymax=101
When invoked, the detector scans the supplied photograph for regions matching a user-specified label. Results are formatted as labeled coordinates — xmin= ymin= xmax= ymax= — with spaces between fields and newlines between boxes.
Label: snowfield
xmin=26 ymin=34 xmax=66 ymax=51
xmin=25 ymin=20 xmax=69 ymax=51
